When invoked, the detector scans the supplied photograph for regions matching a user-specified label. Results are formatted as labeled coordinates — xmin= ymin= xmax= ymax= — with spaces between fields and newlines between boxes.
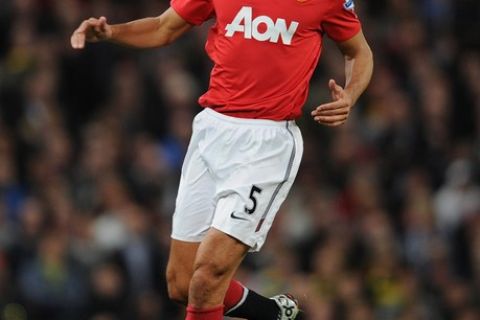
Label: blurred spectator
xmin=17 ymin=231 xmax=88 ymax=320
xmin=434 ymin=158 xmax=480 ymax=238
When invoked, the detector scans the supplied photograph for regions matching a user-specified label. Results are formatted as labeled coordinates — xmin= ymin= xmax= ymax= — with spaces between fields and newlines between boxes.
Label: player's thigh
xmin=166 ymin=239 xmax=199 ymax=296
xmin=171 ymin=121 xmax=215 ymax=243
xmin=210 ymin=121 xmax=303 ymax=251
xmin=168 ymin=114 xmax=215 ymax=295
xmin=168 ymin=153 xmax=214 ymax=295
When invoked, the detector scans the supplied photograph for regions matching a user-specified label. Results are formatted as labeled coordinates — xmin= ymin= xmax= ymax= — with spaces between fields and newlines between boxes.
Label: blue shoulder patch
xmin=343 ymin=0 xmax=355 ymax=11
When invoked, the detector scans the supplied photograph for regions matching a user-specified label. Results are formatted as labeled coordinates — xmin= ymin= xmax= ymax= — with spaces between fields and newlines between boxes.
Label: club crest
xmin=343 ymin=0 xmax=355 ymax=11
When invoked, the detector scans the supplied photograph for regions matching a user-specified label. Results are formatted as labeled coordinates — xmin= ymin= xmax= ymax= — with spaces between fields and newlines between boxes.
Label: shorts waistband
xmin=202 ymin=107 xmax=295 ymax=127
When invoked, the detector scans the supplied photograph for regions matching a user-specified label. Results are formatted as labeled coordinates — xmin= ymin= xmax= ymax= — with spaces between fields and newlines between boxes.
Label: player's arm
xmin=71 ymin=8 xmax=192 ymax=49
xmin=312 ymin=30 xmax=373 ymax=127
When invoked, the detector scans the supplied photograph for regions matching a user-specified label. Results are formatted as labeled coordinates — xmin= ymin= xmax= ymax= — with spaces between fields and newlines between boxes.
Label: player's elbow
xmin=153 ymin=20 xmax=174 ymax=47
xmin=163 ymin=34 xmax=177 ymax=46
xmin=154 ymin=34 xmax=175 ymax=47
xmin=153 ymin=16 xmax=186 ymax=47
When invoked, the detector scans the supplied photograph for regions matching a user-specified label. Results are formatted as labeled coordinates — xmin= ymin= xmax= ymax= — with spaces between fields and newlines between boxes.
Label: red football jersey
xmin=171 ymin=0 xmax=361 ymax=120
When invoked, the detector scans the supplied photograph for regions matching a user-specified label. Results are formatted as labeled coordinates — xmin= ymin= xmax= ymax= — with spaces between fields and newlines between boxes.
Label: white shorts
xmin=171 ymin=108 xmax=303 ymax=251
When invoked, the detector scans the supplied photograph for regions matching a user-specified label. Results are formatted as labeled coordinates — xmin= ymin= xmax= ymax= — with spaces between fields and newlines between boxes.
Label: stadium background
xmin=0 ymin=0 xmax=479 ymax=319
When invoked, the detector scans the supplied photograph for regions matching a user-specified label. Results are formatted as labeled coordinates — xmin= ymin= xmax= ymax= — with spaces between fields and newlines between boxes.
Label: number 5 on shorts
xmin=244 ymin=185 xmax=262 ymax=214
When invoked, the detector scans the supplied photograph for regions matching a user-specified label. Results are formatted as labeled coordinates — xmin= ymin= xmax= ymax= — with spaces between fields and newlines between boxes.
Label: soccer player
xmin=71 ymin=0 xmax=373 ymax=318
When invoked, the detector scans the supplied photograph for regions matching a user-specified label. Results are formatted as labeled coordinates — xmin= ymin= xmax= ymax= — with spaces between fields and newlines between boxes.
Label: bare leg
xmin=166 ymin=239 xmax=199 ymax=304
xmin=167 ymin=236 xmax=300 ymax=319
xmin=188 ymin=228 xmax=249 ymax=308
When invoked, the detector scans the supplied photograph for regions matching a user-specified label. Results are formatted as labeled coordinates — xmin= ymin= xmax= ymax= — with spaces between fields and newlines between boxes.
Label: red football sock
xmin=185 ymin=305 xmax=224 ymax=320
xmin=224 ymin=280 xmax=246 ymax=312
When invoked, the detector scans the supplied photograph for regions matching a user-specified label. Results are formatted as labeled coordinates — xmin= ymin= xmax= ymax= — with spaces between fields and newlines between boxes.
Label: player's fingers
xmin=315 ymin=107 xmax=350 ymax=116
xmin=94 ymin=24 xmax=103 ymax=34
xmin=329 ymin=80 xmax=343 ymax=101
xmin=314 ymin=114 xmax=348 ymax=123
xmin=329 ymin=79 xmax=343 ymax=94
xmin=99 ymin=16 xmax=108 ymax=31
xmin=79 ymin=18 xmax=99 ymax=36
xmin=310 ymin=100 xmax=348 ymax=115
xmin=71 ymin=31 xmax=86 ymax=49
xmin=88 ymin=17 xmax=102 ymax=26
xmin=76 ymin=20 xmax=92 ymax=33
xmin=71 ymin=19 xmax=96 ymax=48
xmin=321 ymin=120 xmax=346 ymax=127
xmin=319 ymin=100 xmax=349 ymax=110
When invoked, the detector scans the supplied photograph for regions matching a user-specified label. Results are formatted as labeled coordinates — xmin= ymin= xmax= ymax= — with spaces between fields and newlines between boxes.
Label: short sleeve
xmin=322 ymin=0 xmax=362 ymax=43
xmin=171 ymin=0 xmax=214 ymax=26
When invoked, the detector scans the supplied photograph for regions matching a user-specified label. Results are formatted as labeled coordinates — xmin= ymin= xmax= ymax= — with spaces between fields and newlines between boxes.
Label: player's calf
xmin=166 ymin=266 xmax=190 ymax=304
xmin=166 ymin=239 xmax=199 ymax=305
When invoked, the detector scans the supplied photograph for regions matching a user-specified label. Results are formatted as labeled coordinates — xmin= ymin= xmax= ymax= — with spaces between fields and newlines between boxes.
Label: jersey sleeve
xmin=322 ymin=0 xmax=362 ymax=43
xmin=170 ymin=0 xmax=214 ymax=26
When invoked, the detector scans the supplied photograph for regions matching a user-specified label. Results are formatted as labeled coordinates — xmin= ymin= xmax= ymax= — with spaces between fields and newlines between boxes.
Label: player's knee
xmin=166 ymin=267 xmax=189 ymax=304
xmin=190 ymin=259 xmax=230 ymax=289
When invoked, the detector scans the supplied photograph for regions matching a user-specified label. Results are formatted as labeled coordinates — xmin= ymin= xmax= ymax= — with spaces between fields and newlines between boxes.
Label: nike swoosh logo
xmin=230 ymin=211 xmax=249 ymax=221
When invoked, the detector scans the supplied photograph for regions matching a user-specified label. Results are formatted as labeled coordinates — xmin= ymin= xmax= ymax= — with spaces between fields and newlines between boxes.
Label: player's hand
xmin=71 ymin=17 xmax=112 ymax=49
xmin=311 ymin=79 xmax=353 ymax=127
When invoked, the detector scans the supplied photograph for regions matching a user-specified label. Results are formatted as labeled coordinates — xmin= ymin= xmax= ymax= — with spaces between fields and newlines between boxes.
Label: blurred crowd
xmin=0 ymin=0 xmax=479 ymax=319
